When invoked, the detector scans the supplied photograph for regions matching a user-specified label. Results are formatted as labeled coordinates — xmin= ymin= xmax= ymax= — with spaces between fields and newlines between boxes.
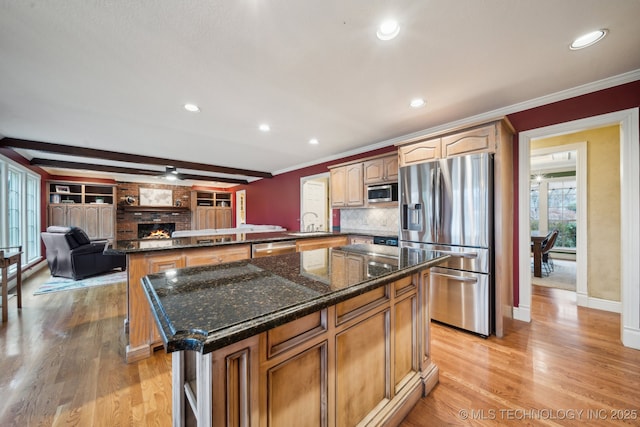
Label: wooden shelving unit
xmin=191 ymin=191 xmax=232 ymax=230
xmin=47 ymin=181 xmax=116 ymax=240
xmin=193 ymin=191 xmax=231 ymax=207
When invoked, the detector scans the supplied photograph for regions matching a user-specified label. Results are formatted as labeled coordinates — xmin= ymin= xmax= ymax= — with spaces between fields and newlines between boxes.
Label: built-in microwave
xmin=367 ymin=183 xmax=398 ymax=204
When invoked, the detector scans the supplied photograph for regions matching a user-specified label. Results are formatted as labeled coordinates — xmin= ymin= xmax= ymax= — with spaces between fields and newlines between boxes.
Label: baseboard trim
xmin=513 ymin=305 xmax=531 ymax=322
xmin=622 ymin=326 xmax=640 ymax=350
xmin=583 ymin=296 xmax=621 ymax=313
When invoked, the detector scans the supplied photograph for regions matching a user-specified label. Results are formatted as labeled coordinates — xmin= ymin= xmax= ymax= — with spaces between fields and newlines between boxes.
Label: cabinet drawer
xmin=394 ymin=275 xmax=416 ymax=297
xmin=336 ymin=285 xmax=389 ymax=325
xmin=296 ymin=236 xmax=348 ymax=251
xmin=266 ymin=310 xmax=327 ymax=358
xmin=185 ymin=245 xmax=250 ymax=267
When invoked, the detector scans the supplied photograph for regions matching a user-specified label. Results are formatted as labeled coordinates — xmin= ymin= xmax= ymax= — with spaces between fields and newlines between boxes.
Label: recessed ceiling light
xmin=376 ymin=19 xmax=400 ymax=41
xmin=184 ymin=103 xmax=200 ymax=112
xmin=309 ymin=138 xmax=319 ymax=145
xmin=259 ymin=123 xmax=270 ymax=132
xmin=410 ymin=98 xmax=426 ymax=108
xmin=570 ymin=29 xmax=607 ymax=50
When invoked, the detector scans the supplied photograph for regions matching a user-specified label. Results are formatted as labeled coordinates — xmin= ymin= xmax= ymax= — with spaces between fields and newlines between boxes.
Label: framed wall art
xmin=139 ymin=188 xmax=173 ymax=206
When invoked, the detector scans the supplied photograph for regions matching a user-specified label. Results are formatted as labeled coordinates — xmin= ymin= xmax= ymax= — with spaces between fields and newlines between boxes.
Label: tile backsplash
xmin=339 ymin=207 xmax=398 ymax=234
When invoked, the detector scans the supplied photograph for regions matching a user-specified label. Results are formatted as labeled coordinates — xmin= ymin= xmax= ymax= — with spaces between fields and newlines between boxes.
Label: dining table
xmin=531 ymin=233 xmax=547 ymax=278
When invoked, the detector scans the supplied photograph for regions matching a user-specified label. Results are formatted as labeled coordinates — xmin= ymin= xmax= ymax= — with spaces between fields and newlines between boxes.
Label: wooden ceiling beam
xmin=1 ymin=137 xmax=272 ymax=178
xmin=30 ymin=158 xmax=249 ymax=185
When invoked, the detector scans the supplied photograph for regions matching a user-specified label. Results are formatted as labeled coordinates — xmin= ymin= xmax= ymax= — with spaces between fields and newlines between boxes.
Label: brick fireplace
xmin=116 ymin=182 xmax=192 ymax=241
xmin=138 ymin=222 xmax=176 ymax=239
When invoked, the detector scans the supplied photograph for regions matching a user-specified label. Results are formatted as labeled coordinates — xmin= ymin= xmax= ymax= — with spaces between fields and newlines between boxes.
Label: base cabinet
xmin=193 ymin=207 xmax=232 ymax=230
xmin=172 ymin=272 xmax=437 ymax=427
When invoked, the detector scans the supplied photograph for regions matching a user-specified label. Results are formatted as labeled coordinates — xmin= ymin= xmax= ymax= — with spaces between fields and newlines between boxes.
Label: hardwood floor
xmin=1 ymin=268 xmax=639 ymax=426
xmin=401 ymin=287 xmax=640 ymax=426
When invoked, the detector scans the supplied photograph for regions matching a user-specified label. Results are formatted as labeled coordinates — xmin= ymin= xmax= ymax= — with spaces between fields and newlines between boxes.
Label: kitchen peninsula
xmin=142 ymin=244 xmax=448 ymax=427
xmin=110 ymin=231 xmax=351 ymax=362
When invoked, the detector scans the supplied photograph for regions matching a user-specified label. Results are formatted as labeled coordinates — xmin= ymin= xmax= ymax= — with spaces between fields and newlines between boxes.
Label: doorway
xmin=529 ymin=143 xmax=584 ymax=296
xmin=516 ymin=108 xmax=640 ymax=350
xmin=300 ymin=173 xmax=330 ymax=232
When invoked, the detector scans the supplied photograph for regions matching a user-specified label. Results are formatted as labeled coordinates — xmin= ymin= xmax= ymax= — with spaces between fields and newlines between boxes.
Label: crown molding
xmin=274 ymin=69 xmax=640 ymax=176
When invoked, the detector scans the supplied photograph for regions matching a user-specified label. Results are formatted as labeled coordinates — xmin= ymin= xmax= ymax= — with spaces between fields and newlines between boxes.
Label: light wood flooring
xmin=1 ymin=267 xmax=639 ymax=426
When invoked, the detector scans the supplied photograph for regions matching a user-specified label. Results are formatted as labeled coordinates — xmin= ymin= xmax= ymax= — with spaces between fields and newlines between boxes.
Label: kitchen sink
xmin=287 ymin=231 xmax=333 ymax=237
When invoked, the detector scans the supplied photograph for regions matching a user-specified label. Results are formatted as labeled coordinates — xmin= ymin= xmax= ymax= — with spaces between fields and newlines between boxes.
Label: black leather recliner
xmin=41 ymin=226 xmax=126 ymax=280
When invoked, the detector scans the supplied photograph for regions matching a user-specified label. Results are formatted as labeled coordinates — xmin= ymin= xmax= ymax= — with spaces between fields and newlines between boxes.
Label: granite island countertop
xmin=142 ymin=244 xmax=449 ymax=355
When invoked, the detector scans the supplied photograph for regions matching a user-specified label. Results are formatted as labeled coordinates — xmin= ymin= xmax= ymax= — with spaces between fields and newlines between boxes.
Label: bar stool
xmin=1 ymin=245 xmax=23 ymax=323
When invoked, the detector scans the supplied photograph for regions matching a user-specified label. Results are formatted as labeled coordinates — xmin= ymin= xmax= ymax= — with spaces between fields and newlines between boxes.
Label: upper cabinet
xmin=398 ymin=139 xmax=441 ymax=166
xmin=330 ymin=163 xmax=364 ymax=208
xmin=329 ymin=152 xmax=399 ymax=209
xmin=398 ymin=122 xmax=499 ymax=167
xmin=363 ymin=154 xmax=398 ymax=184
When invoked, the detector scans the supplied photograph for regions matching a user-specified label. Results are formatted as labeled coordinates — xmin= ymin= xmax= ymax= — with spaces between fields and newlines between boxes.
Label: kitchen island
xmin=142 ymin=244 xmax=448 ymax=427
xmin=109 ymin=231 xmax=351 ymax=362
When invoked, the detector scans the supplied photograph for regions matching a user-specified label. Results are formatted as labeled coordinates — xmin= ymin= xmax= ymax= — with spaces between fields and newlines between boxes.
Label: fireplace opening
xmin=138 ymin=223 xmax=176 ymax=239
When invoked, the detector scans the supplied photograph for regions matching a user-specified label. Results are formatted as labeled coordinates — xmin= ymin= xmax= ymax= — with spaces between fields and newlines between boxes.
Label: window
xmin=1 ymin=155 xmax=41 ymax=266
xmin=530 ymin=176 xmax=577 ymax=250
xmin=547 ymin=179 xmax=577 ymax=248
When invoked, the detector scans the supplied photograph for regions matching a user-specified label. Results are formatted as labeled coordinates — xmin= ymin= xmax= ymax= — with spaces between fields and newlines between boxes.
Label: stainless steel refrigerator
xmin=399 ymin=153 xmax=493 ymax=336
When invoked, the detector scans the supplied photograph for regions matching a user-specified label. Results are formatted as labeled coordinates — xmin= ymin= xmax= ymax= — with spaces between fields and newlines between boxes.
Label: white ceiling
xmin=1 ymin=1 xmax=640 ymax=187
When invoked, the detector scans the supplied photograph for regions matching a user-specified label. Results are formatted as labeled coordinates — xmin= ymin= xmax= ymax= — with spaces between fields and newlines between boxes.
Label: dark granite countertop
xmin=107 ymin=231 xmax=347 ymax=254
xmin=142 ymin=244 xmax=449 ymax=355
xmin=338 ymin=229 xmax=398 ymax=239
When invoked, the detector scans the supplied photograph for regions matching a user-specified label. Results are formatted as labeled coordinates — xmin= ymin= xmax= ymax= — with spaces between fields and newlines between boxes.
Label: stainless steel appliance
xmin=367 ymin=183 xmax=398 ymax=204
xmin=372 ymin=236 xmax=398 ymax=246
xmin=399 ymin=153 xmax=493 ymax=336
xmin=251 ymin=241 xmax=297 ymax=258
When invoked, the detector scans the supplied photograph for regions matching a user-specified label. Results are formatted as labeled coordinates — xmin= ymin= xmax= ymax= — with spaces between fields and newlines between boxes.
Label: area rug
xmin=531 ymin=259 xmax=576 ymax=291
xmin=34 ymin=270 xmax=127 ymax=295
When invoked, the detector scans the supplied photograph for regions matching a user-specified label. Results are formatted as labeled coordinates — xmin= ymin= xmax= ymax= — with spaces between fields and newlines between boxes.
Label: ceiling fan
xmin=163 ymin=166 xmax=181 ymax=181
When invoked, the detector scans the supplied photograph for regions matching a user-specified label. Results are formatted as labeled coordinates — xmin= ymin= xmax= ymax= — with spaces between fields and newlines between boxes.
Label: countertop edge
xmin=108 ymin=231 xmax=351 ymax=254
xmin=145 ymin=254 xmax=450 ymax=355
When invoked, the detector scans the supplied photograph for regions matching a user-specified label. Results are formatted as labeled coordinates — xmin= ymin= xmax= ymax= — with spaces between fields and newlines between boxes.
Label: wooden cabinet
xmin=398 ymin=123 xmax=498 ymax=167
xmin=349 ymin=234 xmax=374 ymax=245
xmin=47 ymin=181 xmax=115 ymax=240
xmin=398 ymin=138 xmax=441 ymax=166
xmin=295 ymin=235 xmax=348 ymax=252
xmin=329 ymin=163 xmax=364 ymax=208
xmin=330 ymin=152 xmax=399 ymax=209
xmin=442 ymin=123 xmax=496 ymax=157
xmin=363 ymin=154 xmax=398 ymax=184
xmin=330 ymin=249 xmax=366 ymax=288
xmin=173 ymin=271 xmax=437 ymax=427
xmin=84 ymin=204 xmax=115 ymax=240
xmin=193 ymin=207 xmax=232 ymax=229
xmin=48 ymin=204 xmax=85 ymax=230
xmin=191 ymin=191 xmax=232 ymax=230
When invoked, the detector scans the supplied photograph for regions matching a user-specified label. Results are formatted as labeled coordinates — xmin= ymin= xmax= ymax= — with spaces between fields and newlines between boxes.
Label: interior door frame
xmin=516 ymin=107 xmax=640 ymax=350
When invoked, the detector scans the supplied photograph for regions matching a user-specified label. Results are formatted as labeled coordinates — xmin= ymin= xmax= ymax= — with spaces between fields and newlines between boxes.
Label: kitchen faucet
xmin=301 ymin=211 xmax=319 ymax=231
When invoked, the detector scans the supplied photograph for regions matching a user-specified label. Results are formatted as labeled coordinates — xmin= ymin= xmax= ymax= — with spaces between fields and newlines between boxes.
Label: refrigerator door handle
xmin=431 ymin=271 xmax=479 ymax=283
xmin=436 ymin=250 xmax=479 ymax=259
xmin=435 ymin=165 xmax=442 ymax=240
xmin=431 ymin=167 xmax=438 ymax=238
